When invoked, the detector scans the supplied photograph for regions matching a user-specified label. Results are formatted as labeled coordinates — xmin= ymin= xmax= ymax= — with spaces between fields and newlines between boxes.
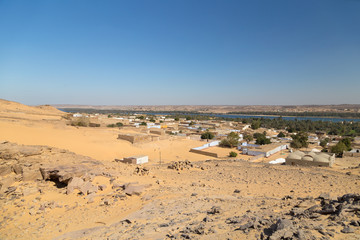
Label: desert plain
xmin=0 ymin=99 xmax=360 ymax=240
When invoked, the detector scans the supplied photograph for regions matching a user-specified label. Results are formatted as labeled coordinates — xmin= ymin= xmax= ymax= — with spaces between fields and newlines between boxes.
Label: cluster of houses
xmin=72 ymin=112 xmax=359 ymax=167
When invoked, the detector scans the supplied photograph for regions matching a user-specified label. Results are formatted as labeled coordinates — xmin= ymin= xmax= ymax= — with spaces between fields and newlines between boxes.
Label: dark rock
xmin=168 ymin=160 xmax=194 ymax=171
xmin=98 ymin=184 xmax=107 ymax=191
xmin=341 ymin=225 xmax=355 ymax=233
xmin=40 ymin=165 xmax=90 ymax=184
xmin=282 ymin=195 xmax=293 ymax=200
xmin=203 ymin=216 xmax=213 ymax=222
xmin=350 ymin=220 xmax=359 ymax=227
xmin=207 ymin=206 xmax=222 ymax=215
xmin=275 ymin=219 xmax=293 ymax=231
xmin=181 ymin=222 xmax=206 ymax=235
xmin=4 ymin=186 xmax=16 ymax=194
xmin=12 ymin=164 xmax=23 ymax=175
xmin=319 ymin=203 xmax=337 ymax=214
xmin=318 ymin=193 xmax=330 ymax=200
xmin=133 ymin=166 xmax=150 ymax=176
xmin=236 ymin=222 xmax=254 ymax=231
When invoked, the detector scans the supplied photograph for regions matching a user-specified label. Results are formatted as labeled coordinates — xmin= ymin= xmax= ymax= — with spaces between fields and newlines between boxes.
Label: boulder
xmin=341 ymin=226 xmax=355 ymax=234
xmin=22 ymin=169 xmax=42 ymax=181
xmin=79 ymin=181 xmax=98 ymax=195
xmin=0 ymin=175 xmax=15 ymax=193
xmin=40 ymin=165 xmax=90 ymax=184
xmin=66 ymin=177 xmax=84 ymax=194
xmin=98 ymin=184 xmax=107 ymax=191
xmin=123 ymin=183 xmax=149 ymax=196
xmin=275 ymin=219 xmax=293 ymax=231
xmin=12 ymin=164 xmax=23 ymax=175
xmin=0 ymin=165 xmax=12 ymax=176
xmin=22 ymin=187 xmax=39 ymax=196
xmin=207 ymin=206 xmax=222 ymax=215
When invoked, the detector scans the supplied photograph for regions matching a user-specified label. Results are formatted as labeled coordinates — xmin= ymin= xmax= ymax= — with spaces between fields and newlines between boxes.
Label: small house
xmin=122 ymin=155 xmax=148 ymax=164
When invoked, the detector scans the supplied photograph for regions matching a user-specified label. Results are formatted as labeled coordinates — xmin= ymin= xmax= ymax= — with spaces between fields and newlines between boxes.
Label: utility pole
xmin=159 ymin=150 xmax=162 ymax=166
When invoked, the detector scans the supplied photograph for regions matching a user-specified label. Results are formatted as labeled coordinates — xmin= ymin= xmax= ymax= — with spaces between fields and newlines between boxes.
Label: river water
xmin=59 ymin=109 xmax=360 ymax=123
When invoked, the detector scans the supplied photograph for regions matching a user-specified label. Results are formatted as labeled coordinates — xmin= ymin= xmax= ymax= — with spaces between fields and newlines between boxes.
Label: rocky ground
xmin=1 ymin=141 xmax=360 ymax=239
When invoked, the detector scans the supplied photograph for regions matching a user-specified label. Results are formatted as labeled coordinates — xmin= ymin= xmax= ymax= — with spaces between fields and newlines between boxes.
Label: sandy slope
xmin=0 ymin=100 xmax=214 ymax=163
xmin=0 ymin=99 xmax=64 ymax=116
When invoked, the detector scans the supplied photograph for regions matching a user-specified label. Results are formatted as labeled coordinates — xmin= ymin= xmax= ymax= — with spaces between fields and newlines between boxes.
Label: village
xmin=69 ymin=111 xmax=360 ymax=169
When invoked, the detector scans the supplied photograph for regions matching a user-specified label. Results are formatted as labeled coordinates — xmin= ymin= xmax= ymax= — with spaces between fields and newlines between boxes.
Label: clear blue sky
xmin=0 ymin=0 xmax=359 ymax=105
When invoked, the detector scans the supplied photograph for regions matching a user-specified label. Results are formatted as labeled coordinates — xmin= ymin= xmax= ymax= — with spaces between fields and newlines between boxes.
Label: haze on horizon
xmin=0 ymin=0 xmax=359 ymax=106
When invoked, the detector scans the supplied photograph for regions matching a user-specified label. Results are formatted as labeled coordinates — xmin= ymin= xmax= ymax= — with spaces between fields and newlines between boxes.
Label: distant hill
xmin=52 ymin=103 xmax=360 ymax=114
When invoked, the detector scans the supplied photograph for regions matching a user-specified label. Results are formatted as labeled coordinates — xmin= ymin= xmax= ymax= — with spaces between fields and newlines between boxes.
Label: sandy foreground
xmin=0 ymin=99 xmax=360 ymax=240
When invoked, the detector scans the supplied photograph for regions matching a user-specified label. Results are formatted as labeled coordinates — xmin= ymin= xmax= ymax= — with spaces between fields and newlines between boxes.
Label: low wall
xmin=192 ymin=141 xmax=220 ymax=150
xmin=343 ymin=152 xmax=360 ymax=157
xmin=149 ymin=129 xmax=165 ymax=136
xmin=189 ymin=149 xmax=218 ymax=158
xmin=285 ymin=159 xmax=332 ymax=167
xmin=118 ymin=134 xmax=152 ymax=144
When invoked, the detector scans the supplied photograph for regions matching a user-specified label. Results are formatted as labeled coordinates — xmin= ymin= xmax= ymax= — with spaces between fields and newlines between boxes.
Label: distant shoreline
xmin=58 ymin=108 xmax=360 ymax=121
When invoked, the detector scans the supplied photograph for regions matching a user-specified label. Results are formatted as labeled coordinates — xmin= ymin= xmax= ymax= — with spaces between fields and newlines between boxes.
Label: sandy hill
xmin=0 ymin=99 xmax=65 ymax=118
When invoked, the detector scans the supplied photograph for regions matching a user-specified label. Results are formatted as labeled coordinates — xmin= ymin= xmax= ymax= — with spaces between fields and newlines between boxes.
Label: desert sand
xmin=0 ymin=99 xmax=360 ymax=240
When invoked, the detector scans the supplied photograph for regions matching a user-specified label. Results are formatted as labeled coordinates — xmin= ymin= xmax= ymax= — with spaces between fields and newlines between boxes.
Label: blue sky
xmin=0 ymin=0 xmax=359 ymax=105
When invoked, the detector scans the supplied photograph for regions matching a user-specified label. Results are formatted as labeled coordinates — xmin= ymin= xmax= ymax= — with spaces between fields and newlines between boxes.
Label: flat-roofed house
xmin=238 ymin=143 xmax=288 ymax=158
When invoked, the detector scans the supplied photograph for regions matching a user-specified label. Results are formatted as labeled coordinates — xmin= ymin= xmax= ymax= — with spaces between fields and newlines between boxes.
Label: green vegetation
xmin=277 ymin=132 xmax=285 ymax=138
xmin=248 ymin=117 xmax=360 ymax=137
xmin=290 ymin=132 xmax=309 ymax=149
xmin=243 ymin=134 xmax=253 ymax=142
xmin=137 ymin=116 xmax=145 ymax=120
xmin=201 ymin=131 xmax=215 ymax=140
xmin=253 ymin=133 xmax=271 ymax=145
xmin=229 ymin=151 xmax=238 ymax=157
xmin=330 ymin=138 xmax=352 ymax=157
xmin=107 ymin=122 xmax=124 ymax=128
xmin=140 ymin=122 xmax=147 ymax=126
xmin=320 ymin=138 xmax=330 ymax=148
xmin=62 ymin=109 xmax=360 ymax=137
xmin=251 ymin=120 xmax=261 ymax=130
xmin=220 ymin=132 xmax=240 ymax=148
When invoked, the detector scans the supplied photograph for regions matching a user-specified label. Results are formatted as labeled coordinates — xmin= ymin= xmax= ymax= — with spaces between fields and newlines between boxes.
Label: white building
xmin=122 ymin=155 xmax=148 ymax=164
